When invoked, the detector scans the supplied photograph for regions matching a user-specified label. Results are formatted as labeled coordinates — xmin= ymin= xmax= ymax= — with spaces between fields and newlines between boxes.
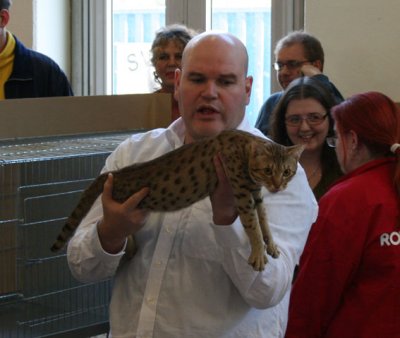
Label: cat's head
xmin=249 ymin=141 xmax=304 ymax=193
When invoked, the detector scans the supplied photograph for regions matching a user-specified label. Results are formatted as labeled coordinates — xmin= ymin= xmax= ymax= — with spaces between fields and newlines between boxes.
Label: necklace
xmin=307 ymin=166 xmax=321 ymax=183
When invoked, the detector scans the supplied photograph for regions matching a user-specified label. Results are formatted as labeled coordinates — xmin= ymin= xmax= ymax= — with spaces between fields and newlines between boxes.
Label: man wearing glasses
xmin=255 ymin=31 xmax=343 ymax=135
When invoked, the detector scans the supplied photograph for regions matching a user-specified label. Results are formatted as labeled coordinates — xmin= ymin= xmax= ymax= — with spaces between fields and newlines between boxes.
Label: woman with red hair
xmin=285 ymin=91 xmax=400 ymax=338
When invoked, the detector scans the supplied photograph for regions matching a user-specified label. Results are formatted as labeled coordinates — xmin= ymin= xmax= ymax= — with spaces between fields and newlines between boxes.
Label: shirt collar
xmin=0 ymin=31 xmax=15 ymax=59
xmin=166 ymin=115 xmax=253 ymax=142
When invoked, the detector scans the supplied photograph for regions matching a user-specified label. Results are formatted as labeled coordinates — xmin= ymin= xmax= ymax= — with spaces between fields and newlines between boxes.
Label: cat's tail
xmin=50 ymin=173 xmax=108 ymax=253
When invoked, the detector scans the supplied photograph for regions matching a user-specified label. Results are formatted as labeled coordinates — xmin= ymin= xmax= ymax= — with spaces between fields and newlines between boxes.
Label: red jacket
xmin=286 ymin=158 xmax=400 ymax=338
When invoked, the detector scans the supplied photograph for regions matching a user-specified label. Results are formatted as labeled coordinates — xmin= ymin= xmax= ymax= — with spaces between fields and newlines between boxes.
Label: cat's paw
xmin=248 ymin=251 xmax=268 ymax=271
xmin=266 ymin=242 xmax=280 ymax=259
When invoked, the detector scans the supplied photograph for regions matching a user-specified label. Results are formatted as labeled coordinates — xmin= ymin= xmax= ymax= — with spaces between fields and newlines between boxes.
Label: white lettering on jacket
xmin=380 ymin=231 xmax=400 ymax=246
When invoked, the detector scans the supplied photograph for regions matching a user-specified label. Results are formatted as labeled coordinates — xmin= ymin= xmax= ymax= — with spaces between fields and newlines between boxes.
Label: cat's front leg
xmin=253 ymin=190 xmax=280 ymax=259
xmin=222 ymin=162 xmax=267 ymax=271
xmin=237 ymin=208 xmax=267 ymax=271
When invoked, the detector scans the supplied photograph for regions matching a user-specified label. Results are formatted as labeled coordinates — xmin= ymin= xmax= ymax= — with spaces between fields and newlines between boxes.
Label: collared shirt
xmin=68 ymin=117 xmax=318 ymax=338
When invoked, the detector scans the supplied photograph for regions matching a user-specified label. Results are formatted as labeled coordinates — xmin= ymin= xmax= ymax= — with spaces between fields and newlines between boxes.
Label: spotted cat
xmin=51 ymin=130 xmax=303 ymax=271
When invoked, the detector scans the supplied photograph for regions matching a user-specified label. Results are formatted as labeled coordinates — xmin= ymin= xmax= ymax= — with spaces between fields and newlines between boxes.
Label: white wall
xmin=7 ymin=0 xmax=71 ymax=79
xmin=305 ymin=0 xmax=400 ymax=101
xmin=7 ymin=0 xmax=33 ymax=46
xmin=34 ymin=0 xmax=71 ymax=76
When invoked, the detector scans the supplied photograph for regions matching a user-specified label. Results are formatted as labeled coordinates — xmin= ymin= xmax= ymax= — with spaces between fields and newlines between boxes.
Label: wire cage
xmin=0 ymin=132 xmax=132 ymax=337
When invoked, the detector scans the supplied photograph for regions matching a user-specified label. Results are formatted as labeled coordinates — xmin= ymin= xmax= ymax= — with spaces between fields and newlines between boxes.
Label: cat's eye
xmin=264 ymin=168 xmax=272 ymax=175
xmin=283 ymin=169 xmax=291 ymax=177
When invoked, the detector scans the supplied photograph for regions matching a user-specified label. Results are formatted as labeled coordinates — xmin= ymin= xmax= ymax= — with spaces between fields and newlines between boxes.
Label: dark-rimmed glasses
xmin=285 ymin=113 xmax=328 ymax=127
xmin=273 ymin=60 xmax=310 ymax=71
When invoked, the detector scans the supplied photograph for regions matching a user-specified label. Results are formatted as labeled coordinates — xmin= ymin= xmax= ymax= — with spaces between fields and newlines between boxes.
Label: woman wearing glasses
xmin=269 ymin=76 xmax=342 ymax=200
xmin=285 ymin=91 xmax=400 ymax=337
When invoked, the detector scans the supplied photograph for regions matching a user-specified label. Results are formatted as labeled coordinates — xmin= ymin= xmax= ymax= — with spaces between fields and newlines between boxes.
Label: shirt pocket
xmin=181 ymin=198 xmax=223 ymax=263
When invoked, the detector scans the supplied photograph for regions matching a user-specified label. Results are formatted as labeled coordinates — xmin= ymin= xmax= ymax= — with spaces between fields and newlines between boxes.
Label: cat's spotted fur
xmin=51 ymin=130 xmax=303 ymax=271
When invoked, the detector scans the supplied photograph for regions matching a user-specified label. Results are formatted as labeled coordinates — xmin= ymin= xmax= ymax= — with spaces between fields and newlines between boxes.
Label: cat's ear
xmin=250 ymin=141 xmax=268 ymax=157
xmin=287 ymin=144 xmax=304 ymax=161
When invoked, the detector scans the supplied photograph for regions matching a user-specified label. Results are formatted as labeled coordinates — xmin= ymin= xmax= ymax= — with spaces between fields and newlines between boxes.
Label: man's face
xmin=275 ymin=43 xmax=310 ymax=89
xmin=174 ymin=36 xmax=253 ymax=144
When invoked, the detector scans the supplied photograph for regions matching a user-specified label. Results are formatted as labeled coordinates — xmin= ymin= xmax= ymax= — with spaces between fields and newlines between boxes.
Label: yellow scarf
xmin=0 ymin=31 xmax=16 ymax=100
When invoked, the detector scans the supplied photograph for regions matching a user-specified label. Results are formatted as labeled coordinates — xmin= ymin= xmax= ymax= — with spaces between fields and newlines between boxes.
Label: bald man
xmin=68 ymin=32 xmax=317 ymax=338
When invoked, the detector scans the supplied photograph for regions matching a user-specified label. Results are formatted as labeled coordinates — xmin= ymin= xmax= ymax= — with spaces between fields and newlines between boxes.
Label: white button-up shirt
xmin=67 ymin=118 xmax=318 ymax=338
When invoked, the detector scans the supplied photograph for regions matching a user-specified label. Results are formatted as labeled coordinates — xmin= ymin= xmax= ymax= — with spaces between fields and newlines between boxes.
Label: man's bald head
xmin=182 ymin=31 xmax=249 ymax=75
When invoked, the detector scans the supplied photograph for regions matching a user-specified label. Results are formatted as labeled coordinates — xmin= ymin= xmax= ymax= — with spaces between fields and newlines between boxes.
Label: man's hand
xmin=97 ymin=173 xmax=150 ymax=254
xmin=210 ymin=153 xmax=238 ymax=225
xmin=300 ymin=64 xmax=322 ymax=77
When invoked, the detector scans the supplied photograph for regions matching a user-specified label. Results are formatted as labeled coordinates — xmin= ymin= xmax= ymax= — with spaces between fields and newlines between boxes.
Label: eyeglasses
xmin=273 ymin=60 xmax=310 ymax=71
xmin=326 ymin=136 xmax=337 ymax=148
xmin=285 ymin=113 xmax=328 ymax=127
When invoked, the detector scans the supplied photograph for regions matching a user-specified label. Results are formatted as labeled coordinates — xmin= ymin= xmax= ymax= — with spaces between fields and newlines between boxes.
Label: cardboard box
xmin=0 ymin=93 xmax=171 ymax=140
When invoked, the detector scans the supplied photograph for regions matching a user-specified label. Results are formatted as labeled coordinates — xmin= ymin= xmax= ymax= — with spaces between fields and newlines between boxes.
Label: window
xmin=210 ymin=1 xmax=271 ymax=124
xmin=74 ymin=0 xmax=303 ymax=126
xmin=112 ymin=0 xmax=165 ymax=94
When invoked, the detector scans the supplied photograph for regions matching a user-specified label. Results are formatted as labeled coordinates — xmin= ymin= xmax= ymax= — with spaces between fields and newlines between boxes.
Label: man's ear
xmin=245 ymin=75 xmax=253 ymax=105
xmin=312 ymin=59 xmax=323 ymax=72
xmin=174 ymin=68 xmax=181 ymax=101
xmin=0 ymin=9 xmax=10 ymax=28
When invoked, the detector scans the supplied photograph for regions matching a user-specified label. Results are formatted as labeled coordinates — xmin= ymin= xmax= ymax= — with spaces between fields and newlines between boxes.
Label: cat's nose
xmin=269 ymin=186 xmax=280 ymax=193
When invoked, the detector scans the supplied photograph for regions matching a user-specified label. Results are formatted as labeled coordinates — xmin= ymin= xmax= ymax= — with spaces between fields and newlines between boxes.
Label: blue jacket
xmin=4 ymin=36 xmax=73 ymax=98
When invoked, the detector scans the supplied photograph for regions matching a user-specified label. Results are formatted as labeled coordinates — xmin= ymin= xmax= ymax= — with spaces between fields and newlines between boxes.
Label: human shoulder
xmin=311 ymin=74 xmax=344 ymax=103
xmin=28 ymin=49 xmax=63 ymax=72
xmin=255 ymin=92 xmax=283 ymax=134
xmin=13 ymin=35 xmax=65 ymax=73
xmin=267 ymin=91 xmax=284 ymax=102
xmin=311 ymin=74 xmax=336 ymax=89
xmin=318 ymin=167 xmax=376 ymax=218
xmin=13 ymin=36 xmax=68 ymax=82
xmin=262 ymin=92 xmax=283 ymax=112
xmin=257 ymin=92 xmax=283 ymax=115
